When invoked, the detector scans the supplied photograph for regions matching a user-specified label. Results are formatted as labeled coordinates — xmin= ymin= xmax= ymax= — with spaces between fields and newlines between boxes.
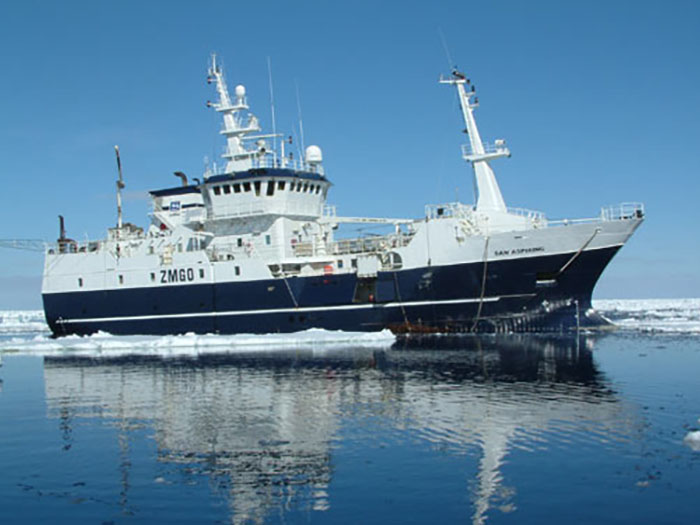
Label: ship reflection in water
xmin=43 ymin=335 xmax=630 ymax=524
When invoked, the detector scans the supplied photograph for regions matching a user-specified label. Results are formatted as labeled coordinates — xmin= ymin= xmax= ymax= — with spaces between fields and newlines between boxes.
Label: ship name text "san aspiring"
xmin=494 ymin=247 xmax=545 ymax=257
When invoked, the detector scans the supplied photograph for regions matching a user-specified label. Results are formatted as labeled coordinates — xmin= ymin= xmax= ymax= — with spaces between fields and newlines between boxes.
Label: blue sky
xmin=1 ymin=0 xmax=698 ymax=308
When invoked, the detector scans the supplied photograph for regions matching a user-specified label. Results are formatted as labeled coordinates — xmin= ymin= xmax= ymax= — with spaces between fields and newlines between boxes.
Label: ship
xmin=41 ymin=55 xmax=644 ymax=336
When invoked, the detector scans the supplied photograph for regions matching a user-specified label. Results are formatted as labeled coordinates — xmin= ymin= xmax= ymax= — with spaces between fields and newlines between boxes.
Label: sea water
xmin=1 ymin=300 xmax=699 ymax=524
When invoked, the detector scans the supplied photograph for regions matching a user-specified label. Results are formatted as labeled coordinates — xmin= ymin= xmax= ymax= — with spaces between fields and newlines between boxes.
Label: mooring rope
xmin=393 ymin=270 xmax=409 ymax=327
xmin=557 ymin=228 xmax=601 ymax=277
xmin=471 ymin=236 xmax=490 ymax=332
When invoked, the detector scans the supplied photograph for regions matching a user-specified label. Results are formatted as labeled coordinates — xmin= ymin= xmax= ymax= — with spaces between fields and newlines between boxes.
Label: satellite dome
xmin=305 ymin=145 xmax=323 ymax=164
xmin=235 ymin=85 xmax=246 ymax=98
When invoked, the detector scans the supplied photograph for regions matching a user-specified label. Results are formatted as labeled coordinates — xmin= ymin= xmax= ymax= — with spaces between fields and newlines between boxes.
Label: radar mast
xmin=440 ymin=71 xmax=510 ymax=213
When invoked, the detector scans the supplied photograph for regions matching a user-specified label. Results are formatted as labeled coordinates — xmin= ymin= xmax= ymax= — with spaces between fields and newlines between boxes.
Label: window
xmin=337 ymin=260 xmax=344 ymax=269
xmin=351 ymin=258 xmax=357 ymax=269
xmin=296 ymin=182 xmax=302 ymax=192
xmin=316 ymin=185 xmax=321 ymax=194
xmin=254 ymin=181 xmax=261 ymax=196
xmin=199 ymin=269 xmax=204 ymax=279
xmin=266 ymin=181 xmax=275 ymax=196
xmin=119 ymin=275 xmax=124 ymax=285
xmin=78 ymin=277 xmax=83 ymax=287
xmin=148 ymin=245 xmax=154 ymax=255
xmin=265 ymin=235 xmax=271 ymax=245
xmin=213 ymin=186 xmax=221 ymax=196
xmin=278 ymin=181 xmax=286 ymax=190
xmin=303 ymin=183 xmax=309 ymax=192
xmin=237 ymin=238 xmax=243 ymax=247
xmin=233 ymin=183 xmax=241 ymax=193
xmin=243 ymin=182 xmax=251 ymax=192
xmin=150 ymin=272 xmax=155 ymax=282
xmin=235 ymin=266 xmax=241 ymax=276
xmin=223 ymin=184 xmax=231 ymax=194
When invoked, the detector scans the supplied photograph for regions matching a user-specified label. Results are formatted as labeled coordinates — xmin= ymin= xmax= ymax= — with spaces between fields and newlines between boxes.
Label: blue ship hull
xmin=43 ymin=245 xmax=619 ymax=336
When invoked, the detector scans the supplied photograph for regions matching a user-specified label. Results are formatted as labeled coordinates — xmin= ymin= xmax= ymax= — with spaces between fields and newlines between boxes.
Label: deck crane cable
xmin=0 ymin=239 xmax=46 ymax=252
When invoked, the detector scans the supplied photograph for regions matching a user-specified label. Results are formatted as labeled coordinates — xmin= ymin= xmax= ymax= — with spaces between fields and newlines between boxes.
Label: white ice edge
xmin=0 ymin=328 xmax=396 ymax=357
xmin=592 ymin=298 xmax=700 ymax=334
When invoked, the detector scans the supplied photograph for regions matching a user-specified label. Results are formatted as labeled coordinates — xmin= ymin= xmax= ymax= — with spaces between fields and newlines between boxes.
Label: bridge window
xmin=316 ymin=185 xmax=321 ymax=194
xmin=243 ymin=182 xmax=251 ymax=192
xmin=266 ymin=181 xmax=275 ymax=196
xmin=278 ymin=181 xmax=286 ymax=190
xmin=213 ymin=186 xmax=221 ymax=196
xmin=303 ymin=183 xmax=309 ymax=192
xmin=254 ymin=181 xmax=261 ymax=196
xmin=223 ymin=184 xmax=231 ymax=194
xmin=296 ymin=183 xmax=302 ymax=192
xmin=233 ymin=183 xmax=241 ymax=193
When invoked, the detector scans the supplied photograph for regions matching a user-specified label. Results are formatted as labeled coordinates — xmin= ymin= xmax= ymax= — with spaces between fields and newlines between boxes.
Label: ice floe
xmin=0 ymin=328 xmax=396 ymax=357
xmin=0 ymin=310 xmax=49 ymax=335
xmin=683 ymin=430 xmax=700 ymax=451
xmin=593 ymin=298 xmax=700 ymax=334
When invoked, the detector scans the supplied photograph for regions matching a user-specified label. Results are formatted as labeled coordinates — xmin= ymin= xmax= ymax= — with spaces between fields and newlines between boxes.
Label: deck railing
xmin=601 ymin=202 xmax=645 ymax=221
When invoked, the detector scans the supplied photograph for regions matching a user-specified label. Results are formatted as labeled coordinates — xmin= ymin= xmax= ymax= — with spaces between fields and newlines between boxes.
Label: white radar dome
xmin=235 ymin=85 xmax=246 ymax=98
xmin=305 ymin=145 xmax=323 ymax=164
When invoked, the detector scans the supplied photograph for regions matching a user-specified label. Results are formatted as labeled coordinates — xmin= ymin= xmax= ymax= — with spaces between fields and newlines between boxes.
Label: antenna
xmin=114 ymin=145 xmax=125 ymax=230
xmin=267 ymin=56 xmax=277 ymax=162
xmin=295 ymin=79 xmax=306 ymax=158
xmin=438 ymin=28 xmax=455 ymax=70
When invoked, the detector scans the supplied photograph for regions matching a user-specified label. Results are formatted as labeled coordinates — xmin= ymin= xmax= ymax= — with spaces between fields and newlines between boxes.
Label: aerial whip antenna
xmin=114 ymin=145 xmax=125 ymax=231
xmin=267 ymin=56 xmax=277 ymax=162
xmin=295 ymin=79 xmax=306 ymax=160
xmin=438 ymin=27 xmax=455 ymax=70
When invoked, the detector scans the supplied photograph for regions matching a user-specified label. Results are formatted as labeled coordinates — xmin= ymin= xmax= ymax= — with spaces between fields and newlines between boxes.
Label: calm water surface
xmin=1 ymin=333 xmax=699 ymax=524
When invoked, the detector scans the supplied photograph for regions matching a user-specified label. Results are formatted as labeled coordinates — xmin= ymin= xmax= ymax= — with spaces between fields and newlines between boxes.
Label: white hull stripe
xmin=55 ymin=294 xmax=534 ymax=325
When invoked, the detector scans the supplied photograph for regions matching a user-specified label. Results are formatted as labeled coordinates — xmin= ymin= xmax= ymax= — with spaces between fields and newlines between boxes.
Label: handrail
xmin=461 ymin=142 xmax=510 ymax=157
xmin=209 ymin=153 xmax=324 ymax=175
xmin=601 ymin=202 xmax=645 ymax=221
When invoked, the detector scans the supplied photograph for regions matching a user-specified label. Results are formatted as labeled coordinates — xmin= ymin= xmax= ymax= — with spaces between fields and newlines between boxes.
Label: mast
xmin=440 ymin=71 xmax=510 ymax=213
xmin=207 ymin=54 xmax=262 ymax=173
xmin=114 ymin=145 xmax=125 ymax=231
